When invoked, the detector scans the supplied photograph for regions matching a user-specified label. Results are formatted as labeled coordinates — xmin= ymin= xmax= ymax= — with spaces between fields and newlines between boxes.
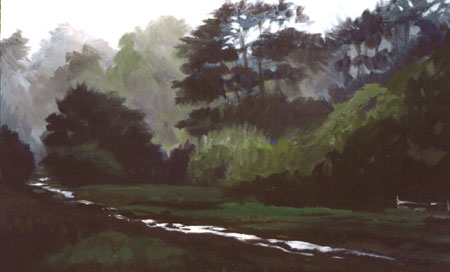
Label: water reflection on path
xmin=28 ymin=179 xmax=395 ymax=261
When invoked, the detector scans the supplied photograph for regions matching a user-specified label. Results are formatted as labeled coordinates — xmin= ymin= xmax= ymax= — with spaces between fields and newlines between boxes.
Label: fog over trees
xmin=1 ymin=18 xmax=189 ymax=159
xmin=1 ymin=0 xmax=449 ymax=209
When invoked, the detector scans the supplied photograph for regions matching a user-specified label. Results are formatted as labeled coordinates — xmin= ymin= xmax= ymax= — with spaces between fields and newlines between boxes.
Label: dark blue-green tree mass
xmin=41 ymin=84 xmax=165 ymax=185
xmin=0 ymin=125 xmax=35 ymax=184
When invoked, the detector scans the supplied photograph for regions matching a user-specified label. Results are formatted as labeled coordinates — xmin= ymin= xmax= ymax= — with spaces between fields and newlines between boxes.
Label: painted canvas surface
xmin=1 ymin=0 xmax=450 ymax=271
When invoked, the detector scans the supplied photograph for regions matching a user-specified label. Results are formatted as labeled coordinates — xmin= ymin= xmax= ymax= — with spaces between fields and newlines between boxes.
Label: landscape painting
xmin=1 ymin=0 xmax=450 ymax=271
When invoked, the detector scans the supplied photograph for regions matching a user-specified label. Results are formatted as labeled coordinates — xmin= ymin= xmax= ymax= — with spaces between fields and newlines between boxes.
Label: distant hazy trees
xmin=1 ymin=26 xmax=116 ymax=161
xmin=102 ymin=16 xmax=190 ymax=150
xmin=0 ymin=32 xmax=35 ymax=151
xmin=1 ymin=18 xmax=188 ymax=161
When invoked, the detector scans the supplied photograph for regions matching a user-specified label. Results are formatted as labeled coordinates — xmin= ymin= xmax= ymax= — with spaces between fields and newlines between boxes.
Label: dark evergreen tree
xmin=164 ymin=142 xmax=196 ymax=185
xmin=174 ymin=1 xmax=329 ymax=138
xmin=326 ymin=0 xmax=450 ymax=101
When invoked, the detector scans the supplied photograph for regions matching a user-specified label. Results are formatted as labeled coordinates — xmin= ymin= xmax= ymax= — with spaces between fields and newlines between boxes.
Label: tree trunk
xmin=356 ymin=44 xmax=362 ymax=77
xmin=258 ymin=58 xmax=265 ymax=100
xmin=374 ymin=44 xmax=379 ymax=70
xmin=394 ymin=25 xmax=399 ymax=54
xmin=240 ymin=34 xmax=248 ymax=69
xmin=238 ymin=8 xmax=248 ymax=69
xmin=404 ymin=21 xmax=410 ymax=49
xmin=233 ymin=83 xmax=241 ymax=106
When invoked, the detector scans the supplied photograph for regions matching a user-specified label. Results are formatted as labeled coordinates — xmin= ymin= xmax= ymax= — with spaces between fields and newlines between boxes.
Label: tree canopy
xmin=325 ymin=0 xmax=450 ymax=101
xmin=42 ymin=84 xmax=165 ymax=185
xmin=173 ymin=1 xmax=330 ymax=138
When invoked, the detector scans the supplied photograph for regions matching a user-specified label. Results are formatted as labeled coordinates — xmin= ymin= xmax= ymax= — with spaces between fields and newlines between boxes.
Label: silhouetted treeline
xmin=41 ymin=84 xmax=193 ymax=186
xmin=0 ymin=125 xmax=35 ymax=184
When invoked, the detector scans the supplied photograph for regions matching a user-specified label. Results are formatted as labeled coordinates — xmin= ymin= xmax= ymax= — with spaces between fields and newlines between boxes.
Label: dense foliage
xmin=2 ymin=0 xmax=449 ymax=211
xmin=178 ymin=94 xmax=332 ymax=138
xmin=326 ymin=0 xmax=450 ymax=100
xmin=173 ymin=1 xmax=330 ymax=138
xmin=41 ymin=84 xmax=165 ymax=185
xmin=227 ymin=32 xmax=450 ymax=210
xmin=0 ymin=125 xmax=35 ymax=184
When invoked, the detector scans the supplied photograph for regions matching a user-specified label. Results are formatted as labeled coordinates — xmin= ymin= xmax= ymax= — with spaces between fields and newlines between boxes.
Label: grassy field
xmin=3 ymin=182 xmax=450 ymax=271
xmin=71 ymin=183 xmax=450 ymax=270
xmin=75 ymin=184 xmax=223 ymax=207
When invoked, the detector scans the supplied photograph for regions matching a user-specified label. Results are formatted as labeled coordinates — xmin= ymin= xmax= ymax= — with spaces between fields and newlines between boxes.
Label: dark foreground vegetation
xmin=1 ymin=181 xmax=450 ymax=272
xmin=0 ymin=125 xmax=35 ymax=185
xmin=2 ymin=0 xmax=450 ymax=271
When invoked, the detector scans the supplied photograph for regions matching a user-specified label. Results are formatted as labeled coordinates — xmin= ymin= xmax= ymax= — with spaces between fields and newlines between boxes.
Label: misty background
xmin=1 ymin=0 xmax=381 ymax=160
xmin=1 ymin=0 xmax=449 ymax=166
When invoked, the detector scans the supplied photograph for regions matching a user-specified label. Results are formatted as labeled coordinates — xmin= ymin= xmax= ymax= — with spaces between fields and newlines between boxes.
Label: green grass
xmin=86 ymin=189 xmax=445 ymax=246
xmin=103 ymin=192 xmax=449 ymax=265
xmin=75 ymin=184 xmax=223 ymax=207
xmin=171 ymin=202 xmax=353 ymax=219
xmin=74 ymin=184 xmax=443 ymax=227
xmin=92 ymin=190 xmax=449 ymax=249
xmin=120 ymin=204 xmax=171 ymax=214
xmin=48 ymin=231 xmax=185 ymax=270
xmin=117 ymin=201 xmax=357 ymax=225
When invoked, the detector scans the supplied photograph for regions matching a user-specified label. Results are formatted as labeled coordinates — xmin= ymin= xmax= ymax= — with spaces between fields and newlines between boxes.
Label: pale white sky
xmin=1 ymin=0 xmax=381 ymax=54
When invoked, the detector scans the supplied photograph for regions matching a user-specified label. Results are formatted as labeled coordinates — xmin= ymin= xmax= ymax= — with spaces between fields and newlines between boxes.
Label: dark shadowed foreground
xmin=1 ymin=176 xmax=449 ymax=272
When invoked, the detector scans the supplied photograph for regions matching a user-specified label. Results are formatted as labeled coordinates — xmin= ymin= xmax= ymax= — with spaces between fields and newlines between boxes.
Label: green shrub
xmin=41 ymin=141 xmax=124 ymax=186
xmin=48 ymin=231 xmax=185 ymax=270
xmin=187 ymin=125 xmax=304 ymax=186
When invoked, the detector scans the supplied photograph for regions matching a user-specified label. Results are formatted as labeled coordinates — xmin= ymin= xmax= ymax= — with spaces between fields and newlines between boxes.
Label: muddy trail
xmin=1 ymin=178 xmax=445 ymax=272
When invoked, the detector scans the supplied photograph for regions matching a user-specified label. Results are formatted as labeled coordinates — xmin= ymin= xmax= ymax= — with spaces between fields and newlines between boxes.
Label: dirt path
xmin=1 ymin=180 xmax=444 ymax=271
